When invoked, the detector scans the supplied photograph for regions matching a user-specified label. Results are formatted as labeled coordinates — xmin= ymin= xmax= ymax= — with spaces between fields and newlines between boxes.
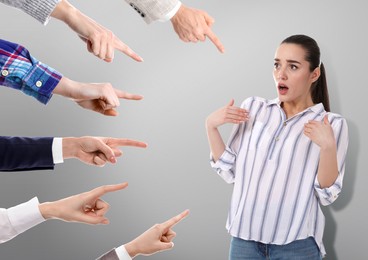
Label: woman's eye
xmin=274 ymin=62 xmax=280 ymax=69
xmin=290 ymin=64 xmax=298 ymax=70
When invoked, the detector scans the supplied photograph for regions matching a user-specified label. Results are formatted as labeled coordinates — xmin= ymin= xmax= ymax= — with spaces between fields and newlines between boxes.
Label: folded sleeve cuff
xmin=7 ymin=197 xmax=45 ymax=235
xmin=210 ymin=148 xmax=236 ymax=183
xmin=314 ymin=182 xmax=341 ymax=206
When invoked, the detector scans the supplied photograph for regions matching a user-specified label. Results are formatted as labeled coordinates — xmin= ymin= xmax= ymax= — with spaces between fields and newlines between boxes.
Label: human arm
xmin=0 ymin=183 xmax=127 ymax=244
xmin=170 ymin=4 xmax=224 ymax=53
xmin=39 ymin=182 xmax=128 ymax=224
xmin=61 ymin=136 xmax=147 ymax=166
xmin=0 ymin=136 xmax=147 ymax=171
xmin=125 ymin=0 xmax=224 ymax=52
xmin=52 ymin=77 xmax=143 ymax=116
xmin=96 ymin=210 xmax=190 ymax=260
xmin=0 ymin=136 xmax=54 ymax=171
xmin=0 ymin=38 xmax=142 ymax=114
xmin=206 ymin=99 xmax=248 ymax=161
xmin=304 ymin=115 xmax=349 ymax=205
xmin=0 ymin=38 xmax=62 ymax=104
xmin=50 ymin=0 xmax=142 ymax=62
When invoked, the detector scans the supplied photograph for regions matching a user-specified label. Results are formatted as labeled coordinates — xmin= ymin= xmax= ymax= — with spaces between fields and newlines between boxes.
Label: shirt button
xmin=1 ymin=70 xmax=9 ymax=76
xmin=35 ymin=80 xmax=43 ymax=87
xmin=275 ymin=137 xmax=280 ymax=141
xmin=283 ymin=122 xmax=287 ymax=126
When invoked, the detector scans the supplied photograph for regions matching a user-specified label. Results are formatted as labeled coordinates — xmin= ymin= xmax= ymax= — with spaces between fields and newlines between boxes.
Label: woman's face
xmin=273 ymin=43 xmax=320 ymax=106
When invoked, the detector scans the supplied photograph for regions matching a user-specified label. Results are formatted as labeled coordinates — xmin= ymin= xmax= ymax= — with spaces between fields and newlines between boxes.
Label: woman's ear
xmin=311 ymin=67 xmax=321 ymax=83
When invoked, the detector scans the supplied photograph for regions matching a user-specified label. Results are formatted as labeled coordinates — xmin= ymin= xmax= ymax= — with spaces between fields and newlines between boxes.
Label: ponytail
xmin=311 ymin=63 xmax=330 ymax=112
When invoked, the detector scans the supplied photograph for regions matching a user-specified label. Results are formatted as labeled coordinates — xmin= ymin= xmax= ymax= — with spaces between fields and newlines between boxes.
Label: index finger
xmin=162 ymin=209 xmax=190 ymax=229
xmin=91 ymin=182 xmax=128 ymax=197
xmin=108 ymin=138 xmax=148 ymax=148
xmin=205 ymin=29 xmax=225 ymax=53
xmin=114 ymin=37 xmax=143 ymax=62
xmin=114 ymin=89 xmax=143 ymax=101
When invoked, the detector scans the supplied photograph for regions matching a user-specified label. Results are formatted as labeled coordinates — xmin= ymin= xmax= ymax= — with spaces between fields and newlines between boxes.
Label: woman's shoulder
xmin=324 ymin=111 xmax=348 ymax=126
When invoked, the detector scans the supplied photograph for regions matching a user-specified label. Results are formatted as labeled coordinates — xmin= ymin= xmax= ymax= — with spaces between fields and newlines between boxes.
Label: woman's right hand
xmin=206 ymin=99 xmax=249 ymax=129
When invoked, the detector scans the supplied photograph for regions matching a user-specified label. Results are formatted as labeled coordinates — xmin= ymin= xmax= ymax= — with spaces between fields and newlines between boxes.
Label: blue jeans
xmin=229 ymin=236 xmax=322 ymax=260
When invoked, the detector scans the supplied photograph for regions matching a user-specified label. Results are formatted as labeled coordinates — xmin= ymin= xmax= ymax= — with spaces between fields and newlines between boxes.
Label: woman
xmin=206 ymin=35 xmax=348 ymax=259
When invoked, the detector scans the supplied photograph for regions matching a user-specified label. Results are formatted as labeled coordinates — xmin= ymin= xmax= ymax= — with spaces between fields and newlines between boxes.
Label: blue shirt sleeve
xmin=0 ymin=38 xmax=62 ymax=104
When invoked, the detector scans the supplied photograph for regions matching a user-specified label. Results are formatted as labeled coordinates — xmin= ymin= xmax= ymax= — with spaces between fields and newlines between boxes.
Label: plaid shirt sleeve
xmin=0 ymin=39 xmax=62 ymax=104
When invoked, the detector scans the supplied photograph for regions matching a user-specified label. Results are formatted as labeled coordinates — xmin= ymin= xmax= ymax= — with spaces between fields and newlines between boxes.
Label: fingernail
xmin=110 ymin=157 xmax=116 ymax=163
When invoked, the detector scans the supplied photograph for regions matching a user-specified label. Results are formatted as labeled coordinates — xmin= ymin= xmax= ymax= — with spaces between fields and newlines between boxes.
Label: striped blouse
xmin=211 ymin=96 xmax=349 ymax=257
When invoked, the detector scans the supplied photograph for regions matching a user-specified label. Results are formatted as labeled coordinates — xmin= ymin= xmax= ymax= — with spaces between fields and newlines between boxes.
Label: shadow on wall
xmin=322 ymin=119 xmax=359 ymax=260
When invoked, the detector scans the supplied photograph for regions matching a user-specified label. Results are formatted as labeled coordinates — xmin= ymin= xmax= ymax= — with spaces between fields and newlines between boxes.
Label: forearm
xmin=52 ymin=77 xmax=77 ymax=98
xmin=317 ymin=144 xmax=339 ymax=188
xmin=206 ymin=124 xmax=225 ymax=162
xmin=50 ymin=0 xmax=77 ymax=24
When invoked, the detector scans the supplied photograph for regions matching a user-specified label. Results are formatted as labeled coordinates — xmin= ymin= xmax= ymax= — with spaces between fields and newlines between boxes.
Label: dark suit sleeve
xmin=95 ymin=249 xmax=120 ymax=260
xmin=0 ymin=136 xmax=55 ymax=171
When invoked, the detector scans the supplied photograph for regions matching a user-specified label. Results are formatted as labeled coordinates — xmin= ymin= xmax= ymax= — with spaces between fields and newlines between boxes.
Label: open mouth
xmin=278 ymin=83 xmax=289 ymax=94
xmin=278 ymin=83 xmax=289 ymax=91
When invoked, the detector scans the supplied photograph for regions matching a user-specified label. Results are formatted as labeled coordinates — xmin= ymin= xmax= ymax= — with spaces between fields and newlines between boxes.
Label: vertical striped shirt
xmin=211 ymin=96 xmax=349 ymax=257
xmin=0 ymin=39 xmax=62 ymax=104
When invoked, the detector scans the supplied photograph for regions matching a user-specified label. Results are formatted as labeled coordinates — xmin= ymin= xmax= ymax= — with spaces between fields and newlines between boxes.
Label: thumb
xmin=323 ymin=115 xmax=330 ymax=125
xmin=95 ymin=140 xmax=116 ymax=163
xmin=160 ymin=242 xmax=174 ymax=251
xmin=228 ymin=99 xmax=235 ymax=107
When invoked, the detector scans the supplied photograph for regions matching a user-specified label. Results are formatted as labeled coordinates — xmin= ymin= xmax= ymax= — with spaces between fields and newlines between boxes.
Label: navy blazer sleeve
xmin=0 ymin=136 xmax=55 ymax=171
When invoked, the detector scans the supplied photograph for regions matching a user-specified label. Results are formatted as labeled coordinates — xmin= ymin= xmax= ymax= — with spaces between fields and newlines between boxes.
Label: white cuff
xmin=52 ymin=137 xmax=64 ymax=164
xmin=159 ymin=1 xmax=181 ymax=22
xmin=7 ymin=197 xmax=46 ymax=235
xmin=115 ymin=245 xmax=132 ymax=260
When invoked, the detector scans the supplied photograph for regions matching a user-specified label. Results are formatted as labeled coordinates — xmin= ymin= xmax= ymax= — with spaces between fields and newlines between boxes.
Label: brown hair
xmin=282 ymin=35 xmax=330 ymax=112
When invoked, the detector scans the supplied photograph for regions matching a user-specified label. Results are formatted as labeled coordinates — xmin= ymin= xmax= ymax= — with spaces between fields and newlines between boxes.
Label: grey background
xmin=0 ymin=0 xmax=366 ymax=259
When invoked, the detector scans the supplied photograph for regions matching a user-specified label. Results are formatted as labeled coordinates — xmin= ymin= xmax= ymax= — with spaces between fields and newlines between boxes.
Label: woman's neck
xmin=281 ymin=99 xmax=314 ymax=119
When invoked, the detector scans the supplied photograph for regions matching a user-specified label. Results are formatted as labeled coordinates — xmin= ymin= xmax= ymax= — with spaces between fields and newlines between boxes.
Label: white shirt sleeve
xmin=52 ymin=137 xmax=64 ymax=164
xmin=159 ymin=1 xmax=181 ymax=21
xmin=0 ymin=197 xmax=46 ymax=244
xmin=115 ymin=245 xmax=132 ymax=260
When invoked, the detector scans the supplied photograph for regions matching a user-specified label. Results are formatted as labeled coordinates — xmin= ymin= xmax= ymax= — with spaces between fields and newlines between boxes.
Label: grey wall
xmin=0 ymin=0 xmax=367 ymax=259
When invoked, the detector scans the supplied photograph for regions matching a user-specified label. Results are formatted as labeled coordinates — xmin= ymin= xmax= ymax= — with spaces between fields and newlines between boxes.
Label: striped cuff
xmin=314 ymin=181 xmax=341 ymax=206
xmin=21 ymin=0 xmax=61 ymax=25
